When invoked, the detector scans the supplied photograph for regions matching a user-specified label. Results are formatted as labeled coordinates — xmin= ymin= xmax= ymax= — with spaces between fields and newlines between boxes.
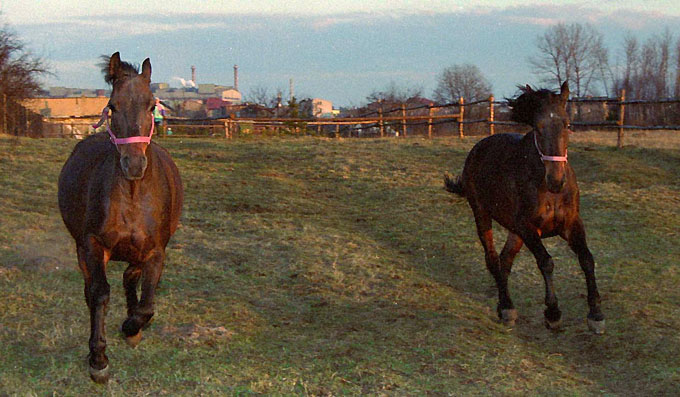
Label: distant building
xmin=300 ymin=98 xmax=334 ymax=118
xmin=24 ymin=97 xmax=109 ymax=117
xmin=151 ymin=83 xmax=169 ymax=91
xmin=44 ymin=87 xmax=110 ymax=98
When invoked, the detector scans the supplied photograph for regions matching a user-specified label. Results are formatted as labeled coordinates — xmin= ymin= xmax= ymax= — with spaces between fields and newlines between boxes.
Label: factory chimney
xmin=234 ymin=65 xmax=239 ymax=92
xmin=289 ymin=78 xmax=294 ymax=101
xmin=191 ymin=65 xmax=196 ymax=85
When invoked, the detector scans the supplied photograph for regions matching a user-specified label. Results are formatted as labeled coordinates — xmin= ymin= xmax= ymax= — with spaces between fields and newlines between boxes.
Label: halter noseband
xmin=533 ymin=131 xmax=567 ymax=162
xmin=92 ymin=106 xmax=154 ymax=146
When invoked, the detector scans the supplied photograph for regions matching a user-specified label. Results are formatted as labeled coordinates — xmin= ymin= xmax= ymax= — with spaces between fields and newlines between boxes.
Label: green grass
xmin=0 ymin=133 xmax=679 ymax=395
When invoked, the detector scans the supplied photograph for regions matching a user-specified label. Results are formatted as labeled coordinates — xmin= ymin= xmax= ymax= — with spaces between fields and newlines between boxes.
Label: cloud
xmin=495 ymin=3 xmax=680 ymax=29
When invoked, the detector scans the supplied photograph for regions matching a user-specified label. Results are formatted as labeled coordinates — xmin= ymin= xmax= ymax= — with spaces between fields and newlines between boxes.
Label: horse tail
xmin=444 ymin=173 xmax=465 ymax=197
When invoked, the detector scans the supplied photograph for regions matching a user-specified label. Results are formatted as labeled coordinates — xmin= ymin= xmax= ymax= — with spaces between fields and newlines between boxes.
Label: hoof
xmin=587 ymin=318 xmax=606 ymax=335
xmin=501 ymin=309 xmax=518 ymax=326
xmin=544 ymin=317 xmax=563 ymax=330
xmin=125 ymin=330 xmax=143 ymax=348
xmin=89 ymin=365 xmax=110 ymax=384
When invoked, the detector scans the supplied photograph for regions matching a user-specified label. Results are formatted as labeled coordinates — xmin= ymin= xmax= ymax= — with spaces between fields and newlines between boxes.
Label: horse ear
xmin=525 ymin=84 xmax=533 ymax=93
xmin=141 ymin=58 xmax=151 ymax=81
xmin=560 ymin=81 xmax=570 ymax=101
xmin=108 ymin=52 xmax=121 ymax=81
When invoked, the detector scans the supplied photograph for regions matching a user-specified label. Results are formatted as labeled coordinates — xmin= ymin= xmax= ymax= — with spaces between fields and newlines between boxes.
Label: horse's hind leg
xmin=79 ymin=238 xmax=112 ymax=383
xmin=122 ymin=250 xmax=164 ymax=347
xmin=519 ymin=230 xmax=562 ymax=330
xmin=470 ymin=207 xmax=514 ymax=325
xmin=563 ymin=217 xmax=605 ymax=334
xmin=497 ymin=232 xmax=524 ymax=325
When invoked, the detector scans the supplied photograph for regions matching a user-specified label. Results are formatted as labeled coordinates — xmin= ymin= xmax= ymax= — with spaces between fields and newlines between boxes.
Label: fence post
xmin=401 ymin=104 xmax=407 ymax=137
xmin=458 ymin=97 xmax=465 ymax=138
xmin=617 ymin=89 xmax=626 ymax=149
xmin=488 ymin=95 xmax=495 ymax=135
xmin=2 ymin=94 xmax=6 ymax=135
xmin=378 ymin=106 xmax=384 ymax=137
xmin=335 ymin=124 xmax=340 ymax=138
xmin=428 ymin=102 xmax=433 ymax=139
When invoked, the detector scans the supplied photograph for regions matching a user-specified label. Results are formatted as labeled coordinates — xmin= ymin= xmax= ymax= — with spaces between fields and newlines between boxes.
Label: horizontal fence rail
xmin=13 ymin=90 xmax=678 ymax=148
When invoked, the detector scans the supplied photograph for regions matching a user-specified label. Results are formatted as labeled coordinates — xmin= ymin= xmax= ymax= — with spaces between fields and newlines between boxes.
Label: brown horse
xmin=58 ymin=52 xmax=183 ymax=382
xmin=444 ymin=82 xmax=605 ymax=334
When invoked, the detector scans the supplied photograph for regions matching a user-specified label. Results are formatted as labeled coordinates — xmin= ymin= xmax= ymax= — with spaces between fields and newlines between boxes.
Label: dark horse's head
xmin=508 ymin=81 xmax=570 ymax=193
xmin=101 ymin=52 xmax=155 ymax=180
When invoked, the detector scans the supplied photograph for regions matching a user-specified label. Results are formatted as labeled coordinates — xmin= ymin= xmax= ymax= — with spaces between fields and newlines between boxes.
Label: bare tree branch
xmin=432 ymin=64 xmax=492 ymax=103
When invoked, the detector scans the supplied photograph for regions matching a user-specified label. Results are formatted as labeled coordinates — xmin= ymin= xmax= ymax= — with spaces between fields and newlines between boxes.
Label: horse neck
xmin=519 ymin=130 xmax=549 ymax=183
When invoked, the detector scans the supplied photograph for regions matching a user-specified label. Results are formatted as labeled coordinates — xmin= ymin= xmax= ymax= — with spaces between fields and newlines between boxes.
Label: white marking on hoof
xmin=587 ymin=318 xmax=606 ymax=335
xmin=501 ymin=309 xmax=518 ymax=326
xmin=89 ymin=364 xmax=110 ymax=383
xmin=125 ymin=330 xmax=143 ymax=348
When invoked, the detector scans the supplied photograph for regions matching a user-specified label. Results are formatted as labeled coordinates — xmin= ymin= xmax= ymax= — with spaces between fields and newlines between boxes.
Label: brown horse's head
xmin=509 ymin=81 xmax=570 ymax=193
xmin=104 ymin=52 xmax=155 ymax=180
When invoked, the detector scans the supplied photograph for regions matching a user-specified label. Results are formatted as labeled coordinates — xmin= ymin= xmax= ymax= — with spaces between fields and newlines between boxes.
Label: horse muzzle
xmin=120 ymin=154 xmax=148 ymax=180
xmin=544 ymin=162 xmax=566 ymax=193
xmin=546 ymin=176 xmax=565 ymax=193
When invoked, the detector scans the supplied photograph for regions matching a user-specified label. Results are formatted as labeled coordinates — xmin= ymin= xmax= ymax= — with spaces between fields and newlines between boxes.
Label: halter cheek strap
xmin=92 ymin=106 xmax=154 ymax=146
xmin=533 ymin=131 xmax=567 ymax=162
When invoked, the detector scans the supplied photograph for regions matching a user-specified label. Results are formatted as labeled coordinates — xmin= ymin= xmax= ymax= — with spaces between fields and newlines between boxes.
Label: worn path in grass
xmin=0 ymin=134 xmax=678 ymax=395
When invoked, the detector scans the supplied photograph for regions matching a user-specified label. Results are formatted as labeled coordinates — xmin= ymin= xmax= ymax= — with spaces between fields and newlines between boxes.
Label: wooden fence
xmin=29 ymin=91 xmax=680 ymax=148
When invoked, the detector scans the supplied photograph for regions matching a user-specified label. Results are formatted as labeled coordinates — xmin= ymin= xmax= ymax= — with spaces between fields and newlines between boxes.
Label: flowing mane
xmin=99 ymin=54 xmax=139 ymax=85
xmin=506 ymin=85 xmax=559 ymax=125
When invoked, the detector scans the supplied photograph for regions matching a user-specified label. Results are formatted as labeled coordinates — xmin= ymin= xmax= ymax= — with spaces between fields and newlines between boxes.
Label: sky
xmin=1 ymin=0 xmax=679 ymax=106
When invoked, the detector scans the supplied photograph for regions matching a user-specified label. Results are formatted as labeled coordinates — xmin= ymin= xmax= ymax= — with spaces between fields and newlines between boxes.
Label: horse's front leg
xmin=122 ymin=250 xmax=164 ymax=347
xmin=519 ymin=229 xmax=562 ymax=330
xmin=80 ymin=236 xmax=112 ymax=383
xmin=122 ymin=264 xmax=142 ymax=345
xmin=563 ymin=217 xmax=605 ymax=334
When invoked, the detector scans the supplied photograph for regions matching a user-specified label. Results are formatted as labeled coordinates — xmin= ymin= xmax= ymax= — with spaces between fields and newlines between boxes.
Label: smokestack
xmin=233 ymin=65 xmax=239 ymax=92
xmin=191 ymin=65 xmax=196 ymax=85
xmin=289 ymin=78 xmax=294 ymax=101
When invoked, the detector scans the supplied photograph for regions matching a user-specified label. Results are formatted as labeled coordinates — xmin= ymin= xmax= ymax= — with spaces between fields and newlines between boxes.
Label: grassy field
xmin=0 ymin=132 xmax=679 ymax=395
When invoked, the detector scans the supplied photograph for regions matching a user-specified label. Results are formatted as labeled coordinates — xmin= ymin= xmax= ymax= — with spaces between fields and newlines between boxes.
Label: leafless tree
xmin=432 ymin=64 xmax=492 ymax=103
xmin=614 ymin=29 xmax=675 ymax=100
xmin=366 ymin=81 xmax=423 ymax=104
xmin=530 ymin=23 xmax=609 ymax=97
xmin=0 ymin=22 xmax=48 ymax=103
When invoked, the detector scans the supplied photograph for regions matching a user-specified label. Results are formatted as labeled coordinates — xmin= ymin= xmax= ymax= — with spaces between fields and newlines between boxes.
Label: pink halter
xmin=533 ymin=131 xmax=567 ymax=162
xmin=92 ymin=106 xmax=154 ymax=146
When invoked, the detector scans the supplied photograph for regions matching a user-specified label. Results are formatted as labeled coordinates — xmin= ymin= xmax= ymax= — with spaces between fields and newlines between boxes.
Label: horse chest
xmin=534 ymin=194 xmax=567 ymax=234
xmin=101 ymin=188 xmax=154 ymax=260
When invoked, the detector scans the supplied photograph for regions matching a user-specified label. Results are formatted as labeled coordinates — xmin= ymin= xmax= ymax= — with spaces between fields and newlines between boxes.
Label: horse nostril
xmin=121 ymin=156 xmax=130 ymax=171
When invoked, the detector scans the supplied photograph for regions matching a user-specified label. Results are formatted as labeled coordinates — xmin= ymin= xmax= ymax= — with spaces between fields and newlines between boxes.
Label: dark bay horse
xmin=58 ymin=52 xmax=183 ymax=382
xmin=444 ymin=82 xmax=605 ymax=334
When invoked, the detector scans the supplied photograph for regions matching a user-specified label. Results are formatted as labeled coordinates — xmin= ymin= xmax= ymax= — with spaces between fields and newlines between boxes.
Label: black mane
xmin=98 ymin=55 xmax=139 ymax=85
xmin=506 ymin=85 xmax=557 ymax=125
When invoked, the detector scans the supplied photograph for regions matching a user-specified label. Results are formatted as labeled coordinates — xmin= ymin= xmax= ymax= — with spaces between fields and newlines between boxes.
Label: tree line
xmin=532 ymin=23 xmax=680 ymax=100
